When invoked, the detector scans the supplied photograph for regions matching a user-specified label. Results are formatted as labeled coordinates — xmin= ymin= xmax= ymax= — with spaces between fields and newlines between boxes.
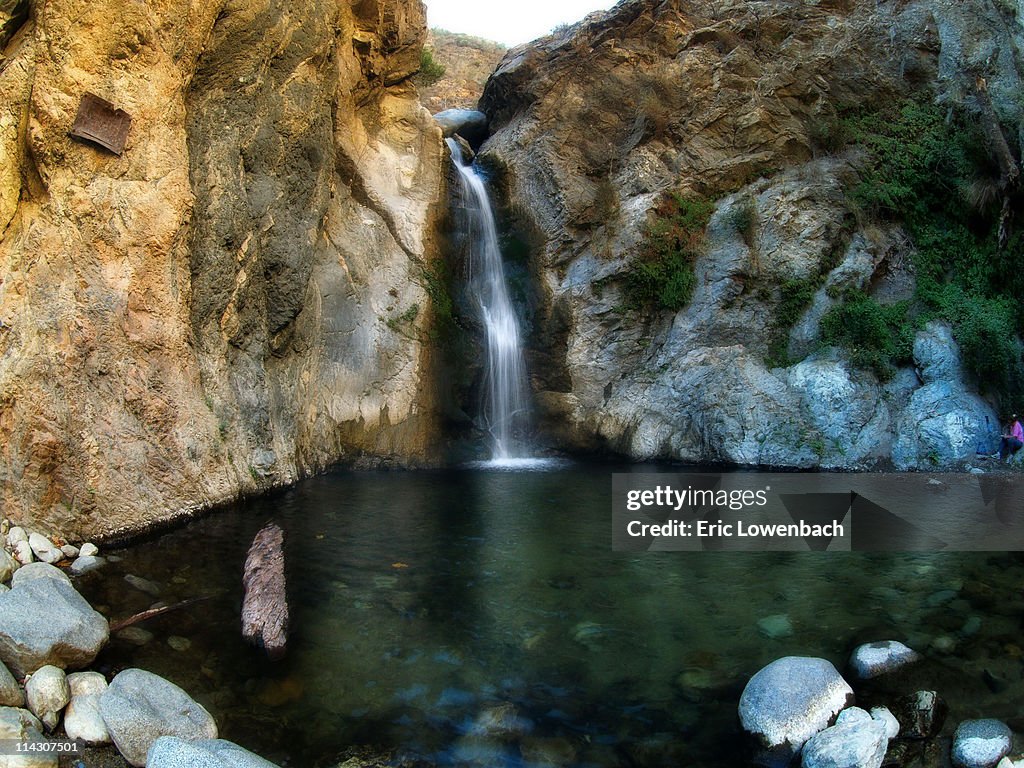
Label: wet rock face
xmin=479 ymin=0 xmax=1021 ymax=467
xmin=0 ymin=0 xmax=444 ymax=537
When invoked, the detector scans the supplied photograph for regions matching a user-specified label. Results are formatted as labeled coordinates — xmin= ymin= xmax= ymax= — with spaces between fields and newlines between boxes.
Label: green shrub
xmin=820 ymin=290 xmax=913 ymax=380
xmin=766 ymin=278 xmax=820 ymax=367
xmin=416 ymin=48 xmax=446 ymax=86
xmin=837 ymin=98 xmax=1023 ymax=400
xmin=623 ymin=193 xmax=714 ymax=312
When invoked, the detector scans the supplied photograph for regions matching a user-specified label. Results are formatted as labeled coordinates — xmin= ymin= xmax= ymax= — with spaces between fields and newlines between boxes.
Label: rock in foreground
xmin=801 ymin=710 xmax=889 ymax=768
xmin=99 ymin=669 xmax=218 ymax=767
xmin=0 ymin=565 xmax=109 ymax=676
xmin=739 ymin=657 xmax=854 ymax=751
xmin=147 ymin=736 xmax=280 ymax=767
xmin=952 ymin=720 xmax=1012 ymax=768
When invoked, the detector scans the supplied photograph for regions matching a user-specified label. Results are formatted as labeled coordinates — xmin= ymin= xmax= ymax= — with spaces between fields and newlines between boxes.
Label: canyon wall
xmin=0 ymin=0 xmax=445 ymax=539
xmin=479 ymin=0 xmax=1024 ymax=468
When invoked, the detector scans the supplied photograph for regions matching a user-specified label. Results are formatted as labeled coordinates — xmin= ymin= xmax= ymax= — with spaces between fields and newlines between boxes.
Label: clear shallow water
xmin=79 ymin=463 xmax=1024 ymax=767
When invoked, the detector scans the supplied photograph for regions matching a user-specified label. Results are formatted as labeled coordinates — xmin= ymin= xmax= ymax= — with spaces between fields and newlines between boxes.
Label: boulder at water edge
xmin=147 ymin=736 xmax=280 ymax=768
xmin=0 ymin=706 xmax=54 ymax=767
xmin=0 ymin=564 xmax=109 ymax=676
xmin=739 ymin=657 xmax=854 ymax=751
xmin=801 ymin=707 xmax=889 ymax=768
xmin=99 ymin=669 xmax=218 ymax=767
xmin=849 ymin=640 xmax=921 ymax=679
xmin=952 ymin=720 xmax=1012 ymax=768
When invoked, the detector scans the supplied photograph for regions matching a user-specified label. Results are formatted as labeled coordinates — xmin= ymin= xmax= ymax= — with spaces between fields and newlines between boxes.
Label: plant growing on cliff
xmin=623 ymin=193 xmax=714 ymax=312
xmin=416 ymin=48 xmax=446 ymax=86
xmin=820 ymin=290 xmax=913 ymax=380
xmin=833 ymin=98 xmax=1024 ymax=399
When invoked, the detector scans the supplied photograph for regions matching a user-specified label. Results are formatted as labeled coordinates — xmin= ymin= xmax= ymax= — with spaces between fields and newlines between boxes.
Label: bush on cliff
xmin=624 ymin=193 xmax=714 ymax=312
xmin=827 ymin=98 xmax=1023 ymax=400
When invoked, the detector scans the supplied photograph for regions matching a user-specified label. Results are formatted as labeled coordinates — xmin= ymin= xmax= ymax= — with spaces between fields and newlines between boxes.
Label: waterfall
xmin=446 ymin=138 xmax=530 ymax=461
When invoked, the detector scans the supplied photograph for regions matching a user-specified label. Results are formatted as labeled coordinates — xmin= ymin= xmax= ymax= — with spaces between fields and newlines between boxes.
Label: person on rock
xmin=998 ymin=414 xmax=1023 ymax=461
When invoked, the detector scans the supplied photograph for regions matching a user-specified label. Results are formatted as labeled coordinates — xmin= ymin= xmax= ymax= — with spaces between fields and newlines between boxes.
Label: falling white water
xmin=446 ymin=138 xmax=530 ymax=460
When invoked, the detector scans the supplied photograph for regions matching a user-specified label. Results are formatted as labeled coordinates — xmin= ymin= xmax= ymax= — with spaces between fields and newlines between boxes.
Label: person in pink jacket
xmin=998 ymin=413 xmax=1023 ymax=461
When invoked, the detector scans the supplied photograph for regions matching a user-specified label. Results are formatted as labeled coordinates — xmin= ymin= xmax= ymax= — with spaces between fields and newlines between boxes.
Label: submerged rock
xmin=952 ymin=720 xmax=1012 ymax=768
xmin=147 ymin=736 xmax=280 ymax=767
xmin=739 ymin=657 xmax=854 ymax=752
xmin=757 ymin=614 xmax=793 ymax=639
xmin=99 ymin=669 xmax=218 ymax=767
xmin=124 ymin=575 xmax=161 ymax=597
xmin=849 ymin=640 xmax=921 ymax=679
xmin=0 ymin=567 xmax=109 ymax=676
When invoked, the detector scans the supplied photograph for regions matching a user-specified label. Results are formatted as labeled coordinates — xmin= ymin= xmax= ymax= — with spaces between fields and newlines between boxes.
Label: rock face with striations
xmin=478 ymin=0 xmax=1021 ymax=468
xmin=0 ymin=0 xmax=445 ymax=538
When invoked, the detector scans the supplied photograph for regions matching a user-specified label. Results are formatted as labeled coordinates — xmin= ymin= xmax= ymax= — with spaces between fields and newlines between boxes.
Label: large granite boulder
xmin=99 ymin=669 xmax=218 ymax=767
xmin=147 ymin=737 xmax=280 ymax=768
xmin=0 ymin=564 xmax=108 ymax=676
xmin=892 ymin=323 xmax=1001 ymax=467
xmin=739 ymin=657 xmax=854 ymax=751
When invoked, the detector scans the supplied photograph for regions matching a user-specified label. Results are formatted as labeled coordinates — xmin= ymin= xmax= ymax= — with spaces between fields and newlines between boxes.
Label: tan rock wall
xmin=0 ymin=0 xmax=444 ymax=539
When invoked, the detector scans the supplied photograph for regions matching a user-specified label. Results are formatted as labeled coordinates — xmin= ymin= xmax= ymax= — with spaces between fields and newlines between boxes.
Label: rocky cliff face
xmin=479 ymin=0 xmax=1023 ymax=468
xmin=0 ymin=0 xmax=445 ymax=538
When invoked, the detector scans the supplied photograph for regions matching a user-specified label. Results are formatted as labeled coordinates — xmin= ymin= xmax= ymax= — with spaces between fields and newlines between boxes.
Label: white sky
xmin=424 ymin=0 xmax=620 ymax=47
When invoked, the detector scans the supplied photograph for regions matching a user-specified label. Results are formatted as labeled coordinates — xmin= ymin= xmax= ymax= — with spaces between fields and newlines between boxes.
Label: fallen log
xmin=241 ymin=522 xmax=289 ymax=660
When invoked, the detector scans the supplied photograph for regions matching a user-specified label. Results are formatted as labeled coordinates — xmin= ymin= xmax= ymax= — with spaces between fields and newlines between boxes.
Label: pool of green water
xmin=78 ymin=462 xmax=1024 ymax=767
